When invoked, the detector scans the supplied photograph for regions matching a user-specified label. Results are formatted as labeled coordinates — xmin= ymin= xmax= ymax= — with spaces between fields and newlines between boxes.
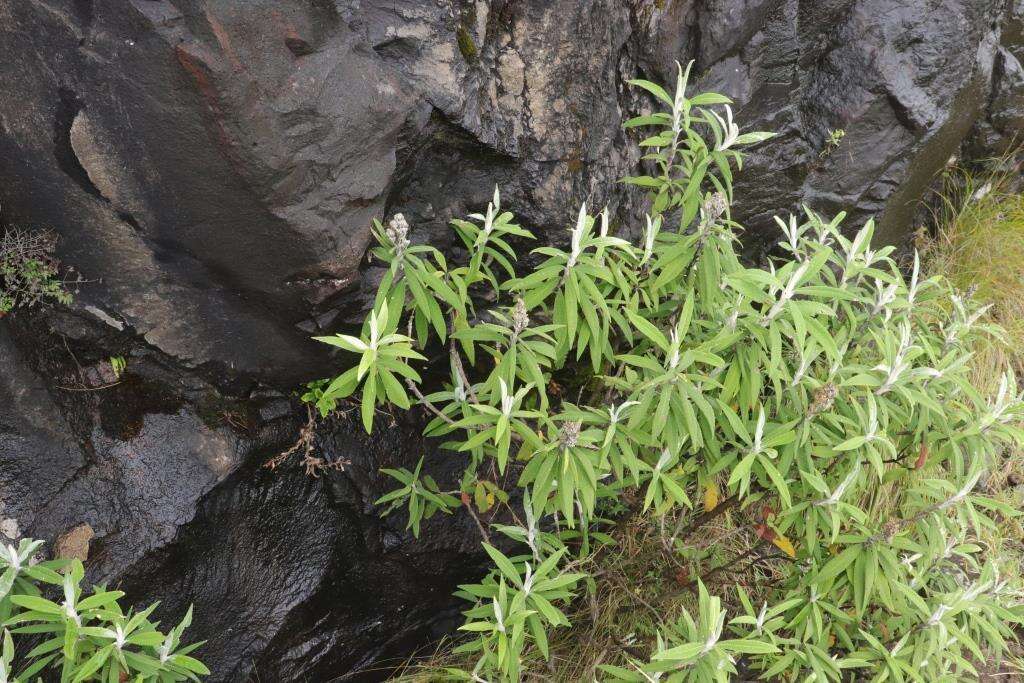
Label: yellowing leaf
xmin=772 ymin=534 xmax=796 ymax=558
xmin=474 ymin=482 xmax=489 ymax=512
xmin=703 ymin=482 xmax=720 ymax=512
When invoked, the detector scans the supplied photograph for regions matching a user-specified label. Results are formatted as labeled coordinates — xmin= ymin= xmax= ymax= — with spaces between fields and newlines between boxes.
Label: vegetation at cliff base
xmin=0 ymin=538 xmax=208 ymax=682
xmin=311 ymin=64 xmax=1024 ymax=681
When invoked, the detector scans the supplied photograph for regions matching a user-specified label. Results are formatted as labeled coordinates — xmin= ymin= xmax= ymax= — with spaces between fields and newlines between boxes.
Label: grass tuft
xmin=918 ymin=159 xmax=1024 ymax=678
xmin=918 ymin=163 xmax=1024 ymax=380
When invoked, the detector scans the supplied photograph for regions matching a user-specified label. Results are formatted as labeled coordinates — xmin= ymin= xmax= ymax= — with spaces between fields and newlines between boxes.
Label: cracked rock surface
xmin=0 ymin=0 xmax=1021 ymax=680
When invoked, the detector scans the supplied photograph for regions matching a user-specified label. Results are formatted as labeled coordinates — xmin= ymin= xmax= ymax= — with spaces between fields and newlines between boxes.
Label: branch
xmin=462 ymin=498 xmax=491 ymax=543
xmin=406 ymin=378 xmax=457 ymax=425
xmin=667 ymin=537 xmax=778 ymax=598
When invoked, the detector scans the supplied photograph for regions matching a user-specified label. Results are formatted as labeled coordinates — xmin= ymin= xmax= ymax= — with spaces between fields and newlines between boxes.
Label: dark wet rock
xmin=968 ymin=1 xmax=1024 ymax=157
xmin=0 ymin=324 xmax=87 ymax=542
xmin=0 ymin=310 xmax=485 ymax=682
xmin=0 ymin=312 xmax=256 ymax=578
xmin=1 ymin=1 xmax=1022 ymax=681
xmin=116 ymin=415 xmax=486 ymax=682
xmin=661 ymin=0 xmax=1005 ymax=249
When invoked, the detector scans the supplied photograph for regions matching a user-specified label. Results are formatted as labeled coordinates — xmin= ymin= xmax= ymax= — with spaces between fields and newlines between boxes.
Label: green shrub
xmin=314 ymin=64 xmax=1024 ymax=681
xmin=0 ymin=538 xmax=208 ymax=682
xmin=0 ymin=228 xmax=77 ymax=315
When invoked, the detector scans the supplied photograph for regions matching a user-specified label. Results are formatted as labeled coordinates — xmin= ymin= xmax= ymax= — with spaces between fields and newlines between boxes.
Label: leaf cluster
xmin=313 ymin=62 xmax=1024 ymax=681
xmin=0 ymin=539 xmax=207 ymax=682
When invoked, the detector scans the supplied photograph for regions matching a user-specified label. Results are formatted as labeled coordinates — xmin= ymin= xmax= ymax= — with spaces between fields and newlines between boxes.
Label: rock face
xmin=0 ymin=309 xmax=486 ymax=682
xmin=1 ymin=0 xmax=1017 ymax=382
xmin=969 ymin=1 xmax=1024 ymax=156
xmin=0 ymin=1 xmax=1020 ymax=681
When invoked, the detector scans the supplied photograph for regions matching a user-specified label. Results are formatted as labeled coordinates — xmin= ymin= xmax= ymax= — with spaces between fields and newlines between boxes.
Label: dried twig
xmin=265 ymin=404 xmax=348 ymax=476
xmin=55 ymin=382 xmax=122 ymax=392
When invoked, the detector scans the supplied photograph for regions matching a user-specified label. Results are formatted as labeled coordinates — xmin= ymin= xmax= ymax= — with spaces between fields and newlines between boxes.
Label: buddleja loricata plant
xmin=312 ymin=62 xmax=1024 ymax=681
xmin=0 ymin=538 xmax=208 ymax=682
